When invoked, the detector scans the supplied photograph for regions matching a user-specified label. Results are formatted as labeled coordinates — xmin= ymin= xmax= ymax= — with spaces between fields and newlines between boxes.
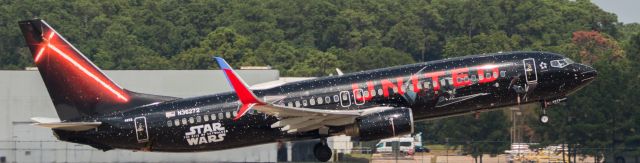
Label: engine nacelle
xmin=344 ymin=107 xmax=414 ymax=141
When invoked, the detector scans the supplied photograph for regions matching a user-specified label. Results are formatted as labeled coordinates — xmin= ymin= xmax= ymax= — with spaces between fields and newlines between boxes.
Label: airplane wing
xmin=214 ymin=57 xmax=389 ymax=133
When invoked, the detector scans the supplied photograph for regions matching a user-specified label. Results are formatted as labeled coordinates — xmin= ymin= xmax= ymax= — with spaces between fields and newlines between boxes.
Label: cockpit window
xmin=550 ymin=58 xmax=574 ymax=68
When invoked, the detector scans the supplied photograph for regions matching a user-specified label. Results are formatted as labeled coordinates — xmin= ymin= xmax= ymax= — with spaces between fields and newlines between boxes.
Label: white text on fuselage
xmin=184 ymin=123 xmax=227 ymax=146
xmin=177 ymin=108 xmax=200 ymax=116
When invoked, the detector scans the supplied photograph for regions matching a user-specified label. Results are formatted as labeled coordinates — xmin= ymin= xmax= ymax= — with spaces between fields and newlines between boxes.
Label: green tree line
xmin=1 ymin=0 xmax=639 ymax=162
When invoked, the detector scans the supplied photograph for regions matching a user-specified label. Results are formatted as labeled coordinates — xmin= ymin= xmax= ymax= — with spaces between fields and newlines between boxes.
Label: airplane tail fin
xmin=19 ymin=19 xmax=176 ymax=121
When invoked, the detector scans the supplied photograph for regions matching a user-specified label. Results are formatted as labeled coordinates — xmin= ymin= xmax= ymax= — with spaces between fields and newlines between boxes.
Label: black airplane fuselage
xmin=53 ymin=51 xmax=596 ymax=152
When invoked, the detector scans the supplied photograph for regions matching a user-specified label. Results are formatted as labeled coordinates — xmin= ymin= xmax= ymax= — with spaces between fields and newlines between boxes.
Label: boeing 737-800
xmin=19 ymin=19 xmax=596 ymax=162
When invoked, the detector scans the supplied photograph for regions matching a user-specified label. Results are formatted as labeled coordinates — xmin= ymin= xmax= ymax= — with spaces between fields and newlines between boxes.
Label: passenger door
xmin=523 ymin=58 xmax=538 ymax=84
xmin=134 ymin=116 xmax=149 ymax=143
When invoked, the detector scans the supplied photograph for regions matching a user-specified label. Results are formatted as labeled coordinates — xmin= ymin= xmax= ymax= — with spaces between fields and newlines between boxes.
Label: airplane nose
xmin=579 ymin=64 xmax=597 ymax=83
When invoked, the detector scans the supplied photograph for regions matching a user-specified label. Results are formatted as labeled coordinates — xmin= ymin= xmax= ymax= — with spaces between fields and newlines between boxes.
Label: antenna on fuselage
xmin=335 ymin=68 xmax=344 ymax=76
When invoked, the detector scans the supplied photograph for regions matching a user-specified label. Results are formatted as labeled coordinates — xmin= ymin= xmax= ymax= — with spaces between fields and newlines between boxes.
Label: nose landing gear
xmin=540 ymin=112 xmax=549 ymax=123
xmin=313 ymin=138 xmax=332 ymax=162
xmin=540 ymin=101 xmax=549 ymax=123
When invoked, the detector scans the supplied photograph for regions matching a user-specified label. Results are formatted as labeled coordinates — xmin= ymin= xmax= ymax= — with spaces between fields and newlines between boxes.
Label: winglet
xmin=214 ymin=57 xmax=264 ymax=120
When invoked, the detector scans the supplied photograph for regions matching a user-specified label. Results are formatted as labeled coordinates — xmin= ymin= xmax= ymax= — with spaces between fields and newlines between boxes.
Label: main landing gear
xmin=313 ymin=138 xmax=332 ymax=162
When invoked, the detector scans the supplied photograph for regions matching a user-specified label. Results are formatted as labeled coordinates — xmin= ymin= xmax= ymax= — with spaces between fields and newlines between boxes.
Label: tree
xmin=340 ymin=46 xmax=414 ymax=72
xmin=288 ymin=49 xmax=341 ymax=77
xmin=572 ymin=31 xmax=624 ymax=64
xmin=443 ymin=32 xmax=520 ymax=58
xmin=173 ymin=27 xmax=252 ymax=69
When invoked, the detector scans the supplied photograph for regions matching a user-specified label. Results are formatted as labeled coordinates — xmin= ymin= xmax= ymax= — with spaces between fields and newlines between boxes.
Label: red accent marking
xmin=47 ymin=44 xmax=128 ymax=102
xmin=352 ymin=81 xmax=374 ymax=102
xmin=223 ymin=69 xmax=261 ymax=104
xmin=478 ymin=65 xmax=499 ymax=84
xmin=381 ymin=78 xmax=405 ymax=97
xmin=47 ymin=32 xmax=55 ymax=40
xmin=396 ymin=77 xmax=405 ymax=94
xmin=234 ymin=103 xmax=255 ymax=121
xmin=34 ymin=32 xmax=56 ymax=62
xmin=366 ymin=81 xmax=374 ymax=99
xmin=381 ymin=79 xmax=394 ymax=97
xmin=410 ymin=75 xmax=420 ymax=93
xmin=424 ymin=71 xmax=444 ymax=92
xmin=34 ymin=46 xmax=46 ymax=62
xmin=452 ymin=68 xmax=471 ymax=87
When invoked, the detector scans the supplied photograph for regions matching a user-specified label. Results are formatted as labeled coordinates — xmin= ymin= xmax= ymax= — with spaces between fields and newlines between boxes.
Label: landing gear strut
xmin=313 ymin=138 xmax=332 ymax=162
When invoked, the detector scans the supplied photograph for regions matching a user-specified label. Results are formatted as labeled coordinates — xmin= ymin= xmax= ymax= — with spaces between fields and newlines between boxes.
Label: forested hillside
xmin=1 ymin=0 xmax=639 ymax=161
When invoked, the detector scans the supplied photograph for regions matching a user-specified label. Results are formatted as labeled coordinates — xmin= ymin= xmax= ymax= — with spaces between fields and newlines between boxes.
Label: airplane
xmin=19 ymin=19 xmax=596 ymax=162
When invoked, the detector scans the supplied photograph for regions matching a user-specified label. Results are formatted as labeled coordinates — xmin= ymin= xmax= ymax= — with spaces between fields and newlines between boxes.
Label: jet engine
xmin=344 ymin=107 xmax=414 ymax=141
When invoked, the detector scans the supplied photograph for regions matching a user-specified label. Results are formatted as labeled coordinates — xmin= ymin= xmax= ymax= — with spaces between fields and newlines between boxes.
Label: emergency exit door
xmin=134 ymin=117 xmax=149 ymax=143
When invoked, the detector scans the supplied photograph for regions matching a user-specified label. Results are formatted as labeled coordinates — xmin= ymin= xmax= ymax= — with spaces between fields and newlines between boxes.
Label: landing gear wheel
xmin=313 ymin=142 xmax=332 ymax=162
xmin=540 ymin=115 xmax=549 ymax=123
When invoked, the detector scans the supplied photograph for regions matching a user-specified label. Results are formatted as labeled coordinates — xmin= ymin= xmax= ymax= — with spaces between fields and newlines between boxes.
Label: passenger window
xmin=196 ymin=116 xmax=202 ymax=123
xmin=334 ymin=95 xmax=340 ymax=102
xmin=174 ymin=119 xmax=180 ymax=126
xmin=500 ymin=71 xmax=506 ymax=77
xmin=377 ymin=89 xmax=383 ymax=95
xmin=471 ymin=75 xmax=477 ymax=82
xmin=218 ymin=113 xmax=224 ymax=119
xmin=317 ymin=97 xmax=323 ymax=104
xmin=211 ymin=114 xmax=217 ymax=121
xmin=225 ymin=112 xmax=231 ymax=118
xmin=485 ymin=73 xmax=491 ymax=79
xmin=424 ymin=82 xmax=430 ymax=89
xmin=493 ymin=72 xmax=498 ymax=78
xmin=167 ymin=121 xmax=173 ymax=127
xmin=204 ymin=115 xmax=209 ymax=121
xmin=188 ymin=117 xmax=194 ymax=124
xmin=371 ymin=89 xmax=377 ymax=96
xmin=310 ymin=99 xmax=316 ymax=105
xmin=295 ymin=101 xmax=301 ymax=107
xmin=342 ymin=94 xmax=348 ymax=100
xmin=302 ymin=100 xmax=308 ymax=106
xmin=325 ymin=96 xmax=331 ymax=103
xmin=233 ymin=111 xmax=238 ymax=117
xmin=287 ymin=102 xmax=293 ymax=107
xmin=181 ymin=118 xmax=187 ymax=125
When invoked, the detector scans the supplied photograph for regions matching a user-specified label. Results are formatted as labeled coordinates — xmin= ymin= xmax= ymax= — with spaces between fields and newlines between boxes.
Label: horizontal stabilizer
xmin=31 ymin=117 xmax=101 ymax=131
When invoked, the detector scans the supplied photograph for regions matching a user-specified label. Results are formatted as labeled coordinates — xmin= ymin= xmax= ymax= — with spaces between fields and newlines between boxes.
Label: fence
xmin=1 ymin=140 xmax=638 ymax=163
xmin=0 ymin=140 xmax=277 ymax=163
